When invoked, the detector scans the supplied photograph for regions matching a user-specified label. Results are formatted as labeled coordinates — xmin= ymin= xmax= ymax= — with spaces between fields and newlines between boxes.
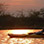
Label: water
xmin=0 ymin=29 xmax=44 ymax=44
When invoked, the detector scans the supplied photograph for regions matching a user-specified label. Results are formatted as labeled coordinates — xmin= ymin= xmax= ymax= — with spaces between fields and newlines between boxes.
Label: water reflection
xmin=0 ymin=29 xmax=44 ymax=44
xmin=0 ymin=35 xmax=44 ymax=44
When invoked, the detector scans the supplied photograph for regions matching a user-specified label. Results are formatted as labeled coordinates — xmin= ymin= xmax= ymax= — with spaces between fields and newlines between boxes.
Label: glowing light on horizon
xmin=9 ymin=30 xmax=33 ymax=35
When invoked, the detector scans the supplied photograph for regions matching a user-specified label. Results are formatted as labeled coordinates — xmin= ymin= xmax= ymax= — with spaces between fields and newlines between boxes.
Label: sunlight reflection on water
xmin=0 ymin=29 xmax=44 ymax=44
xmin=0 ymin=34 xmax=44 ymax=44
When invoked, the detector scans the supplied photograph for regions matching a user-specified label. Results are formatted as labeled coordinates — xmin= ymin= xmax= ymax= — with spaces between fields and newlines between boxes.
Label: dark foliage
xmin=0 ymin=3 xmax=44 ymax=28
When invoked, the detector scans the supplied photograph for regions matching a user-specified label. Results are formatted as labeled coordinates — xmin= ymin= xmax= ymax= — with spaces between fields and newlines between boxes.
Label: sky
xmin=0 ymin=0 xmax=44 ymax=13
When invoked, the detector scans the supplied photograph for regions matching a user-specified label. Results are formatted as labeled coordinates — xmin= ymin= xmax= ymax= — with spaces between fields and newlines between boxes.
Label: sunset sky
xmin=0 ymin=0 xmax=44 ymax=13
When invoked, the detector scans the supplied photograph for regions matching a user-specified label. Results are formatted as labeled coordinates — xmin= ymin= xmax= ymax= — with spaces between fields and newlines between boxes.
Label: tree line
xmin=0 ymin=3 xmax=44 ymax=28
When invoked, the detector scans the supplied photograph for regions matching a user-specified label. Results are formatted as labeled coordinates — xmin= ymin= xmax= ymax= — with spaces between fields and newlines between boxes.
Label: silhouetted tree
xmin=0 ymin=3 xmax=7 ymax=16
xmin=0 ymin=6 xmax=44 ymax=28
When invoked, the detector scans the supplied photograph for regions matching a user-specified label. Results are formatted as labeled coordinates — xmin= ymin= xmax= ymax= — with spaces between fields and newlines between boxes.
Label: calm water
xmin=0 ymin=29 xmax=44 ymax=44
